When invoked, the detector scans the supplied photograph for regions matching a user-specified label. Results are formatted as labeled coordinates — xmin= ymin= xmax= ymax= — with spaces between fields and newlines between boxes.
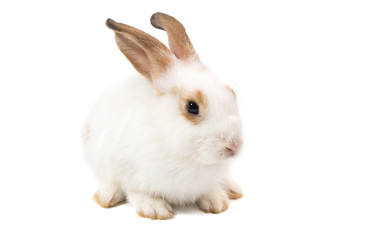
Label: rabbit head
xmin=106 ymin=13 xmax=243 ymax=164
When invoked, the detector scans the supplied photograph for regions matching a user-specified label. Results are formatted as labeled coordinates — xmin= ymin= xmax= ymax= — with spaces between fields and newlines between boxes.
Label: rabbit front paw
xmin=93 ymin=183 xmax=126 ymax=208
xmin=128 ymin=192 xmax=174 ymax=220
xmin=222 ymin=177 xmax=243 ymax=200
xmin=196 ymin=186 xmax=230 ymax=214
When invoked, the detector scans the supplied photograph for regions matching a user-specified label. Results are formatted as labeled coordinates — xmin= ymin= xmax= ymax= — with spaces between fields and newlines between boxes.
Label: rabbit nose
xmin=225 ymin=138 xmax=243 ymax=156
xmin=226 ymin=139 xmax=243 ymax=151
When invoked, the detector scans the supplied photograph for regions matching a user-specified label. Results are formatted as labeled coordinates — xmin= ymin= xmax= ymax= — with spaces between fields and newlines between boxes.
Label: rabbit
xmin=83 ymin=12 xmax=244 ymax=220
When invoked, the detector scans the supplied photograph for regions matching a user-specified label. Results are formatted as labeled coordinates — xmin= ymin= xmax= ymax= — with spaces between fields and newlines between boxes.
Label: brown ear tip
xmin=151 ymin=12 xmax=164 ymax=19
xmin=150 ymin=12 xmax=164 ymax=30
xmin=106 ymin=18 xmax=118 ymax=30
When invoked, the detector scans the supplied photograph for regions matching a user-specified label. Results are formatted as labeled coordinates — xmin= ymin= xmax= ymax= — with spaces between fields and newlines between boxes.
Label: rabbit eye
xmin=186 ymin=101 xmax=199 ymax=115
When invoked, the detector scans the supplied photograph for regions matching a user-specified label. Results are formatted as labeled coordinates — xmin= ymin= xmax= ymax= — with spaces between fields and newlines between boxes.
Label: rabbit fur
xmin=84 ymin=13 xmax=244 ymax=220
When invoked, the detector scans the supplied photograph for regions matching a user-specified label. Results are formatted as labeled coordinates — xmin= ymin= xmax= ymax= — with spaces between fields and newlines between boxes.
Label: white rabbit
xmin=83 ymin=12 xmax=244 ymax=220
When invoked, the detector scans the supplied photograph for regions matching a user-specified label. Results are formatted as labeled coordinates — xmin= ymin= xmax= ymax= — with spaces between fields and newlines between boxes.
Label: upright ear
xmin=150 ymin=12 xmax=199 ymax=62
xmin=106 ymin=18 xmax=174 ymax=80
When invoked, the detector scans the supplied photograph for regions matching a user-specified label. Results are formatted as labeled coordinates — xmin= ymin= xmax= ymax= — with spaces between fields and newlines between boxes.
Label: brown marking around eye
xmin=174 ymin=88 xmax=208 ymax=125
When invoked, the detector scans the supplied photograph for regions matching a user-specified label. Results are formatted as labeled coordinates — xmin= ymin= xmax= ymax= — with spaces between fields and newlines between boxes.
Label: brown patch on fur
xmin=226 ymin=85 xmax=237 ymax=97
xmin=169 ymin=86 xmax=178 ymax=95
xmin=106 ymin=18 xmax=173 ymax=80
xmin=175 ymin=88 xmax=208 ymax=125
xmin=226 ymin=189 xmax=243 ymax=200
xmin=83 ymin=125 xmax=90 ymax=143
xmin=93 ymin=192 xmax=126 ymax=208
xmin=155 ymin=89 xmax=164 ymax=96
xmin=150 ymin=12 xmax=199 ymax=62
xmin=137 ymin=210 xmax=174 ymax=220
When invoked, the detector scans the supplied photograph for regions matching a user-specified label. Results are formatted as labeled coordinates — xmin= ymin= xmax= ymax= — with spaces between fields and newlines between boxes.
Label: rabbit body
xmin=84 ymin=13 xmax=244 ymax=219
xmin=84 ymin=74 xmax=230 ymax=205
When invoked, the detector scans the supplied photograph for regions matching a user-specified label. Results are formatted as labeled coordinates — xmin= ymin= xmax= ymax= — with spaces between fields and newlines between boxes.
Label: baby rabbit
xmin=84 ymin=12 xmax=243 ymax=220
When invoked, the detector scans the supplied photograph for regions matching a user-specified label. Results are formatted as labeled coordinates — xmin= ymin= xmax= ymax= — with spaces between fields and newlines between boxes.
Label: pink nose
xmin=225 ymin=139 xmax=243 ymax=156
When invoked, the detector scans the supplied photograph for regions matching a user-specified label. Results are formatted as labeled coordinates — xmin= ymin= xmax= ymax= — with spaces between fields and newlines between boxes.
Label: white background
xmin=0 ymin=0 xmax=365 ymax=239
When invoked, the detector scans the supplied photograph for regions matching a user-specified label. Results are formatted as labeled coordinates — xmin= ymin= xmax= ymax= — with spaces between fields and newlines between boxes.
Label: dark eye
xmin=186 ymin=101 xmax=199 ymax=115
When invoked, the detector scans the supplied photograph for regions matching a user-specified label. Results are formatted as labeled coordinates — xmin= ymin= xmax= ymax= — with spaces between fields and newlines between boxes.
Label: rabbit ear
xmin=150 ymin=13 xmax=199 ymax=62
xmin=106 ymin=18 xmax=174 ymax=80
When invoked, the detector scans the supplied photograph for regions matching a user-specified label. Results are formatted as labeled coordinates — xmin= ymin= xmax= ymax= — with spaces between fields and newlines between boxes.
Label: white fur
xmin=84 ymin=53 xmax=243 ymax=216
